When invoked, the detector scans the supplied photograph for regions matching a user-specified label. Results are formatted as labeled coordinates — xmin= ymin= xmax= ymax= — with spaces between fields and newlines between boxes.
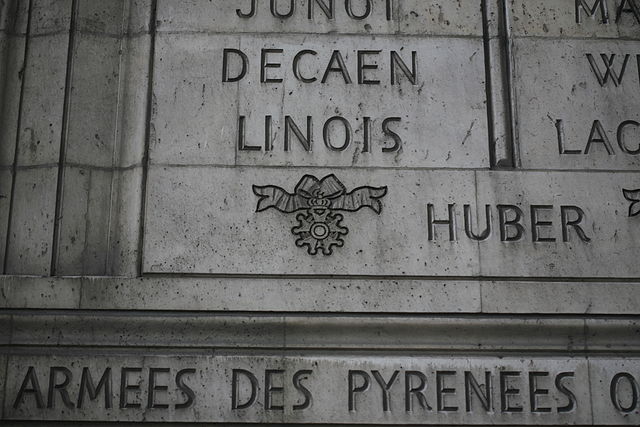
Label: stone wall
xmin=0 ymin=0 xmax=639 ymax=424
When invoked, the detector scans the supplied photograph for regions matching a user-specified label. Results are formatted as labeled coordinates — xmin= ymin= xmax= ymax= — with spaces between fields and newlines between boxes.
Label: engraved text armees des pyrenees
xmin=10 ymin=365 xmax=640 ymax=416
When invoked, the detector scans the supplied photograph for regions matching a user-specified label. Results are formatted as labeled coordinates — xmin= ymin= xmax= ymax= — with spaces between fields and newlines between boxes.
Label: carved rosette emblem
xmin=253 ymin=175 xmax=387 ymax=255
xmin=623 ymin=189 xmax=640 ymax=218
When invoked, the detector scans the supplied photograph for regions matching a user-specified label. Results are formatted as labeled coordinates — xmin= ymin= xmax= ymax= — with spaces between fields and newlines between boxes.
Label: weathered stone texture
xmin=144 ymin=168 xmax=640 ymax=278
xmin=508 ymin=0 xmax=640 ymax=170
xmin=1 ymin=1 xmax=640 ymax=424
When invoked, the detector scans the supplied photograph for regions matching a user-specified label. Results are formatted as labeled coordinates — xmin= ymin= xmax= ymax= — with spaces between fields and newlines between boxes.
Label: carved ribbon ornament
xmin=253 ymin=175 xmax=387 ymax=255
xmin=254 ymin=174 xmax=387 ymax=213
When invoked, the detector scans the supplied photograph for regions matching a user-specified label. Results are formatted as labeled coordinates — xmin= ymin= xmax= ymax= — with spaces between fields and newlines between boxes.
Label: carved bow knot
xmin=253 ymin=174 xmax=387 ymax=214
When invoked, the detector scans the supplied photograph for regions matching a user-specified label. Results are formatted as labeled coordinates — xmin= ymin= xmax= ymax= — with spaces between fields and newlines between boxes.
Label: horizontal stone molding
xmin=1 ymin=311 xmax=638 ymax=354
xmin=1 ymin=276 xmax=640 ymax=315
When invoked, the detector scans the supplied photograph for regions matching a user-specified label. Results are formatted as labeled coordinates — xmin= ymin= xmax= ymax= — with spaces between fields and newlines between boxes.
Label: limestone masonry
xmin=0 ymin=0 xmax=639 ymax=425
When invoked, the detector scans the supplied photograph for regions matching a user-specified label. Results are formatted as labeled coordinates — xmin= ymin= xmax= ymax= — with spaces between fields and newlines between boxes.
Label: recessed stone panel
xmin=156 ymin=0 xmax=483 ymax=36
xmin=150 ymin=7 xmax=489 ymax=168
xmin=143 ymin=168 xmax=640 ymax=278
xmin=507 ymin=0 xmax=640 ymax=170
xmin=3 ymin=2 xmax=640 ymax=426
xmin=4 ymin=354 xmax=638 ymax=424
xmin=509 ymin=0 xmax=640 ymax=39
xmin=513 ymin=39 xmax=640 ymax=170
xmin=56 ymin=167 xmax=113 ymax=275
xmin=143 ymin=167 xmax=480 ymax=276
xmin=473 ymin=171 xmax=640 ymax=277
xmin=15 ymin=33 xmax=68 ymax=167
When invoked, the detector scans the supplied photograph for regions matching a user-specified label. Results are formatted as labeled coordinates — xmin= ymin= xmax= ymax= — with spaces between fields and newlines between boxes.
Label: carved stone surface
xmin=156 ymin=0 xmax=484 ymax=36
xmin=151 ymin=33 xmax=489 ymax=168
xmin=150 ymin=0 xmax=489 ymax=169
xmin=508 ymin=1 xmax=640 ymax=170
xmin=3 ymin=276 xmax=640 ymax=315
xmin=514 ymin=39 xmax=640 ymax=170
xmin=144 ymin=168 xmax=640 ymax=278
xmin=3 ymin=354 xmax=639 ymax=424
xmin=1 ymin=0 xmax=640 ymax=425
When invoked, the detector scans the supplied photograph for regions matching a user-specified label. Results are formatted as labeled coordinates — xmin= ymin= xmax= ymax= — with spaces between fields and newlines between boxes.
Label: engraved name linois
xmin=225 ymin=0 xmax=413 ymax=155
xmin=556 ymin=0 xmax=640 ymax=159
xmin=10 ymin=365 xmax=640 ymax=416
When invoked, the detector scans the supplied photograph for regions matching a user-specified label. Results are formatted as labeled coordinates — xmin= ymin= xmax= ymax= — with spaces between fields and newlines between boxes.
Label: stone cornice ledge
xmin=0 ymin=312 xmax=637 ymax=354
xmin=1 ymin=275 xmax=639 ymax=315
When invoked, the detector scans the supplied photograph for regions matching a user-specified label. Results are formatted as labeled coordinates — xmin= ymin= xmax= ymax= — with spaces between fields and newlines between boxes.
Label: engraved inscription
xmin=551 ymin=52 xmax=640 ymax=161
xmin=586 ymin=53 xmax=639 ymax=87
xmin=12 ymin=367 xmax=197 ymax=411
xmin=237 ymin=115 xmax=403 ymax=154
xmin=426 ymin=204 xmax=592 ymax=243
xmin=609 ymin=372 xmax=640 ymax=412
xmin=224 ymin=47 xmax=415 ymax=156
xmin=151 ymin=2 xmax=488 ymax=168
xmin=6 ymin=358 xmax=640 ymax=423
